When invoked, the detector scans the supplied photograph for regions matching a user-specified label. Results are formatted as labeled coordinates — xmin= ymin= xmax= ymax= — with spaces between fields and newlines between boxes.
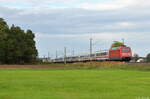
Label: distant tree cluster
xmin=146 ymin=53 xmax=150 ymax=62
xmin=111 ymin=41 xmax=125 ymax=48
xmin=0 ymin=18 xmax=38 ymax=64
xmin=133 ymin=53 xmax=139 ymax=62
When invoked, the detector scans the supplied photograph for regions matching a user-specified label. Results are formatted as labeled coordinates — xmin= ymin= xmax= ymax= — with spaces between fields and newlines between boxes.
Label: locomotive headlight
xmin=122 ymin=53 xmax=131 ymax=56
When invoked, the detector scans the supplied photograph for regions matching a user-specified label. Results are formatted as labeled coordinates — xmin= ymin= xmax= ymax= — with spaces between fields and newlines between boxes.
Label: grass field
xmin=0 ymin=69 xmax=150 ymax=99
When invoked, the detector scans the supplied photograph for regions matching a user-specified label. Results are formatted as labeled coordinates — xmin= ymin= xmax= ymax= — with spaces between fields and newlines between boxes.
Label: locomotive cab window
xmin=122 ymin=48 xmax=130 ymax=52
xmin=111 ymin=47 xmax=120 ymax=50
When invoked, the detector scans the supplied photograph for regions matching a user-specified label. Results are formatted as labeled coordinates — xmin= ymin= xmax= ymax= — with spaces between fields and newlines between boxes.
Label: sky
xmin=0 ymin=0 xmax=150 ymax=58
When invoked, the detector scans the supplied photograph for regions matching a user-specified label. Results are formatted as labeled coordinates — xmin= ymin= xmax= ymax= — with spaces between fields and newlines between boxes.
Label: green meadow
xmin=0 ymin=69 xmax=150 ymax=99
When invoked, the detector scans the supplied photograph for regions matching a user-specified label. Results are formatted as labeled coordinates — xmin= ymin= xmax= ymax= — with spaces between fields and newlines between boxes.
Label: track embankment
xmin=0 ymin=65 xmax=66 ymax=69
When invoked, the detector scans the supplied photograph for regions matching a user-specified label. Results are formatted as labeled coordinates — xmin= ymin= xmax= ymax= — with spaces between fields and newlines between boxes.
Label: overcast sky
xmin=0 ymin=0 xmax=150 ymax=58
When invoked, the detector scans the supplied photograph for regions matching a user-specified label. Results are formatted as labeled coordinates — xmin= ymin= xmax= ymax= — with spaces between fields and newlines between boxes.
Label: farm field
xmin=0 ymin=68 xmax=150 ymax=99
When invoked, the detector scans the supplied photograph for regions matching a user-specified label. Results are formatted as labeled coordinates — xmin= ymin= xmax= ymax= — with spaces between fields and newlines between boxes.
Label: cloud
xmin=0 ymin=0 xmax=72 ymax=2
xmin=79 ymin=0 xmax=135 ymax=10
xmin=0 ymin=0 xmax=150 ymax=57
xmin=1 ymin=0 xmax=149 ymax=11
xmin=35 ymin=32 xmax=150 ymax=57
xmin=1 ymin=6 xmax=149 ymax=34
xmin=1 ymin=0 xmax=150 ymax=11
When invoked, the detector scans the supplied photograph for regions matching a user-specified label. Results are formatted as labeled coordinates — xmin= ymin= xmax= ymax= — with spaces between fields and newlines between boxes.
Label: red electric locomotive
xmin=52 ymin=45 xmax=132 ymax=63
xmin=109 ymin=46 xmax=132 ymax=61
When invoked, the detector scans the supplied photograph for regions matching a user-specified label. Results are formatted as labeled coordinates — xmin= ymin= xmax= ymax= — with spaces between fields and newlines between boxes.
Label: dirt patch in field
xmin=0 ymin=65 xmax=66 ymax=69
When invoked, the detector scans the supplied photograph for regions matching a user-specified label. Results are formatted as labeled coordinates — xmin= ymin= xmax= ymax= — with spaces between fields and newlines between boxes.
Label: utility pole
xmin=90 ymin=38 xmax=92 ymax=58
xmin=122 ymin=38 xmax=125 ymax=45
xmin=56 ymin=50 xmax=58 ymax=59
xmin=72 ymin=49 xmax=75 ymax=57
xmin=48 ymin=52 xmax=50 ymax=62
xmin=48 ymin=52 xmax=50 ymax=59
xmin=64 ymin=47 xmax=67 ymax=64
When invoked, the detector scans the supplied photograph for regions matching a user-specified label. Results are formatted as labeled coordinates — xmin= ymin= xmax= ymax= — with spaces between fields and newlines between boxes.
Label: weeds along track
xmin=0 ymin=62 xmax=150 ymax=69
xmin=127 ymin=62 xmax=150 ymax=66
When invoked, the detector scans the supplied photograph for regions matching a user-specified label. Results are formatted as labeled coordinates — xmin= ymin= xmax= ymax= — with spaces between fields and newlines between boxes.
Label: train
xmin=52 ymin=45 xmax=132 ymax=63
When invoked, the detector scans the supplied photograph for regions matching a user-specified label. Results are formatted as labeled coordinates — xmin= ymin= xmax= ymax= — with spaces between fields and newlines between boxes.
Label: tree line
xmin=0 ymin=18 xmax=38 ymax=64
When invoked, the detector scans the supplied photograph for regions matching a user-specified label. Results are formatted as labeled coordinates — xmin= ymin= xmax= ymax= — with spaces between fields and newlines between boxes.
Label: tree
xmin=146 ymin=53 xmax=150 ymax=62
xmin=0 ymin=18 xmax=9 ymax=64
xmin=0 ymin=18 xmax=38 ymax=64
xmin=23 ymin=30 xmax=38 ymax=63
xmin=133 ymin=53 xmax=139 ymax=62
xmin=111 ymin=41 xmax=125 ymax=48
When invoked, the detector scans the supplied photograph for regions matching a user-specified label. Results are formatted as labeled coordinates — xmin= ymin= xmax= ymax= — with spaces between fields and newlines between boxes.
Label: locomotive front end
xmin=120 ymin=47 xmax=132 ymax=61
